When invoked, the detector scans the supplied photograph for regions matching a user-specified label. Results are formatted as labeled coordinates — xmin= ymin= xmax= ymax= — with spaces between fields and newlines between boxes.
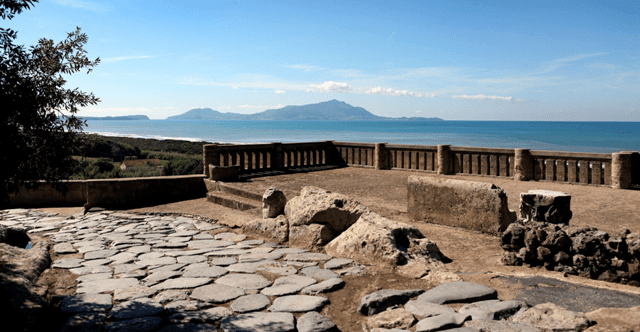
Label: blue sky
xmin=7 ymin=0 xmax=640 ymax=120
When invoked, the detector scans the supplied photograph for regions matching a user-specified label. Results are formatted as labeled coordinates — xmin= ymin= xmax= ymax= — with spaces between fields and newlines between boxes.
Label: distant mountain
xmin=81 ymin=115 xmax=149 ymax=121
xmin=167 ymin=100 xmax=443 ymax=121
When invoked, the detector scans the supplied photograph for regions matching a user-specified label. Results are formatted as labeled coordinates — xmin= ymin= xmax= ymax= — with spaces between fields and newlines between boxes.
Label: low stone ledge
xmin=407 ymin=176 xmax=513 ymax=235
xmin=208 ymin=165 xmax=240 ymax=181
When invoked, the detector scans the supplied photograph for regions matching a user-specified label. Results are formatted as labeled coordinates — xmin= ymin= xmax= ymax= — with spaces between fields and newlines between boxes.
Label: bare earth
xmin=39 ymin=167 xmax=640 ymax=331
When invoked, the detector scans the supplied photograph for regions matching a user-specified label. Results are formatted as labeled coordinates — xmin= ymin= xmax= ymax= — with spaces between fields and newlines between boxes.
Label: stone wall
xmin=407 ymin=176 xmax=513 ymax=235
xmin=9 ymin=175 xmax=207 ymax=209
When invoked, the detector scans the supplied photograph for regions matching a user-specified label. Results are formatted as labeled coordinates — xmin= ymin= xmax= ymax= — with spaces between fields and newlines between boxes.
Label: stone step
xmin=206 ymin=192 xmax=261 ymax=213
xmin=204 ymin=179 xmax=263 ymax=201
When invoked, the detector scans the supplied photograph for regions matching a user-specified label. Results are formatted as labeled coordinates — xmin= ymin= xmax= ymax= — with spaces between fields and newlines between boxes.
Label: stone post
xmin=514 ymin=148 xmax=533 ymax=181
xmin=374 ymin=143 xmax=388 ymax=170
xmin=271 ymin=142 xmax=284 ymax=169
xmin=437 ymin=144 xmax=452 ymax=175
xmin=203 ymin=144 xmax=218 ymax=177
xmin=612 ymin=152 xmax=632 ymax=189
xmin=324 ymin=140 xmax=336 ymax=165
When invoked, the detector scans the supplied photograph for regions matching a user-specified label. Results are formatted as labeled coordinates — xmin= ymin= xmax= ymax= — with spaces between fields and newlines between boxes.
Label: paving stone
xmin=164 ymin=249 xmax=214 ymax=257
xmin=284 ymin=253 xmax=332 ymax=262
xmin=216 ymin=273 xmax=272 ymax=290
xmin=268 ymin=295 xmax=329 ymax=313
xmin=136 ymin=256 xmax=177 ymax=268
xmin=210 ymin=257 xmax=238 ymax=266
xmin=193 ymin=233 xmax=214 ymax=240
xmin=220 ymin=312 xmax=296 ymax=332
xmin=127 ymin=245 xmax=151 ymax=254
xmin=169 ymin=307 xmax=233 ymax=324
xmin=205 ymin=249 xmax=251 ymax=257
xmin=287 ymin=261 xmax=319 ymax=268
xmin=226 ymin=260 xmax=279 ymax=273
xmin=114 ymin=286 xmax=158 ymax=301
xmin=238 ymin=252 xmax=284 ymax=262
xmin=160 ymin=324 xmax=217 ymax=332
xmin=69 ymin=265 xmax=114 ymax=275
xmin=323 ymin=258 xmax=353 ymax=269
xmin=61 ymin=312 xmax=107 ymax=332
xmin=149 ymin=263 xmax=188 ymax=273
xmin=301 ymin=278 xmax=345 ymax=295
xmin=152 ymin=277 xmax=212 ymax=290
xmin=271 ymin=248 xmax=307 ymax=255
xmin=195 ymin=223 xmax=219 ymax=231
xmin=417 ymin=282 xmax=498 ymax=305
xmin=105 ymin=316 xmax=163 ymax=332
xmin=190 ymin=283 xmax=246 ymax=303
xmin=177 ymin=255 xmax=207 ymax=264
xmin=53 ymin=258 xmax=85 ymax=269
xmin=511 ymin=303 xmax=592 ymax=332
xmin=82 ymin=258 xmax=112 ymax=267
xmin=54 ymin=242 xmax=77 ymax=254
xmin=188 ymin=240 xmax=235 ymax=249
xmin=110 ymin=298 xmax=164 ymax=320
xmin=165 ymin=300 xmax=200 ymax=313
xmin=139 ymin=252 xmax=165 ymax=260
xmin=239 ymin=239 xmax=265 ymax=246
xmin=169 ymin=230 xmax=200 ymax=237
xmin=358 ymin=289 xmax=426 ymax=316
xmin=155 ymin=290 xmax=190 ymax=304
xmin=183 ymin=265 xmax=229 ymax=278
xmin=405 ymin=300 xmax=457 ymax=318
xmin=61 ymin=293 xmax=113 ymax=313
xmin=415 ymin=312 xmax=471 ymax=332
xmin=114 ymin=263 xmax=144 ymax=274
xmin=297 ymin=311 xmax=338 ymax=332
xmin=76 ymin=272 xmax=113 ymax=283
xmin=368 ymin=308 xmax=417 ymax=330
xmin=369 ymin=329 xmax=412 ymax=332
xmin=154 ymin=242 xmax=189 ymax=248
xmin=256 ymin=265 xmax=298 ymax=275
xmin=465 ymin=320 xmax=539 ymax=332
xmin=230 ymin=294 xmax=271 ymax=313
xmin=459 ymin=299 xmax=528 ymax=320
xmin=338 ymin=266 xmax=367 ymax=276
xmin=84 ymin=249 xmax=120 ymax=260
xmin=214 ymin=232 xmax=247 ymax=242
xmin=261 ymin=275 xmax=317 ymax=296
xmin=301 ymin=266 xmax=339 ymax=280
xmin=76 ymin=278 xmax=140 ymax=294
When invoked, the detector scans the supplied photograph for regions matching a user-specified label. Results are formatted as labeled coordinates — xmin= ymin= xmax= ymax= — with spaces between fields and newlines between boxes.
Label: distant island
xmin=82 ymin=115 xmax=150 ymax=121
xmin=166 ymin=100 xmax=443 ymax=121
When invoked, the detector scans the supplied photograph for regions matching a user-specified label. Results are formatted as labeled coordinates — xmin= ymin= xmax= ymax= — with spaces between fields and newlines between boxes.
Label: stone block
xmin=407 ymin=176 xmax=514 ymax=235
xmin=262 ymin=187 xmax=287 ymax=219
xmin=519 ymin=190 xmax=572 ymax=224
xmin=209 ymin=165 xmax=240 ymax=181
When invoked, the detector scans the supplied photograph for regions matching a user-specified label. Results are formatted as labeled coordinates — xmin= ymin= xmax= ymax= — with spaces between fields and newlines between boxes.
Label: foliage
xmin=99 ymin=136 xmax=209 ymax=155
xmin=82 ymin=134 xmax=141 ymax=161
xmin=1 ymin=0 xmax=100 ymax=204
xmin=163 ymin=156 xmax=203 ymax=176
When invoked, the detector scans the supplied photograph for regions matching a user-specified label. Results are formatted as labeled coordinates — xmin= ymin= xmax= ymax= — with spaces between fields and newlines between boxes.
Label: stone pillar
xmin=374 ymin=143 xmax=388 ymax=170
xmin=203 ymin=144 xmax=218 ymax=177
xmin=324 ymin=141 xmax=336 ymax=165
xmin=514 ymin=149 xmax=533 ymax=181
xmin=437 ymin=145 xmax=452 ymax=175
xmin=612 ymin=152 xmax=632 ymax=189
xmin=271 ymin=143 xmax=284 ymax=169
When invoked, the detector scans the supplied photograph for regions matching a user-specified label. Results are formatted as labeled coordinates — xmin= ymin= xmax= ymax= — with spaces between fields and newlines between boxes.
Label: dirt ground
xmin=37 ymin=167 xmax=640 ymax=331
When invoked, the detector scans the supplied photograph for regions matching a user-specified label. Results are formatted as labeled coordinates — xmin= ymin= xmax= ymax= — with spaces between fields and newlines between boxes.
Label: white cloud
xmin=364 ymin=87 xmax=434 ymax=98
xmin=286 ymin=64 xmax=323 ymax=72
xmin=307 ymin=81 xmax=352 ymax=93
xmin=103 ymin=55 xmax=156 ymax=62
xmin=274 ymin=90 xmax=286 ymax=94
xmin=54 ymin=0 xmax=108 ymax=12
xmin=554 ymin=52 xmax=608 ymax=63
xmin=452 ymin=94 xmax=515 ymax=101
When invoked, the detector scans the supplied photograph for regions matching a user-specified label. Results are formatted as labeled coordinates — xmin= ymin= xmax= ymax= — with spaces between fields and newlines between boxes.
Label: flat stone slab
xmin=415 ymin=312 xmax=471 ymax=332
xmin=205 ymin=249 xmax=251 ymax=257
xmin=169 ymin=307 xmax=233 ymax=324
xmin=76 ymin=273 xmax=113 ymax=283
xmin=215 ymin=232 xmax=247 ymax=242
xmin=300 ymin=266 xmax=339 ymax=280
xmin=52 ymin=258 xmax=84 ymax=269
xmin=358 ymin=289 xmax=425 ymax=316
xmin=155 ymin=290 xmax=190 ymax=304
xmin=127 ymin=245 xmax=151 ymax=254
xmin=459 ymin=299 xmax=528 ymax=320
xmin=190 ymin=284 xmax=245 ymax=303
xmin=324 ymin=258 xmax=353 ymax=269
xmin=297 ymin=312 xmax=337 ymax=332
xmin=220 ymin=312 xmax=296 ymax=332
xmin=216 ymin=273 xmax=272 ymax=290
xmin=165 ymin=300 xmax=200 ymax=313
xmin=188 ymin=240 xmax=235 ymax=249
xmin=110 ymin=298 xmax=164 ymax=320
xmin=84 ymin=249 xmax=119 ymax=260
xmin=82 ymin=258 xmax=112 ymax=267
xmin=231 ymin=294 xmax=271 ymax=313
xmin=465 ymin=320 xmax=542 ymax=332
xmin=301 ymin=278 xmax=345 ymax=295
xmin=261 ymin=275 xmax=317 ymax=296
xmin=417 ymin=282 xmax=497 ymax=305
xmin=54 ymin=243 xmax=77 ymax=254
xmin=143 ymin=271 xmax=183 ymax=285
xmin=76 ymin=278 xmax=139 ymax=294
xmin=226 ymin=260 xmax=278 ymax=273
xmin=284 ymin=253 xmax=332 ymax=262
xmin=152 ymin=278 xmax=212 ymax=290
xmin=183 ymin=266 xmax=229 ymax=278
xmin=210 ymin=257 xmax=237 ymax=266
xmin=405 ymin=300 xmax=457 ymax=318
xmin=70 ymin=265 xmax=114 ymax=275
xmin=105 ymin=316 xmax=163 ymax=332
xmin=257 ymin=265 xmax=298 ymax=275
xmin=135 ymin=256 xmax=177 ymax=268
xmin=238 ymin=252 xmax=284 ymax=262
xmin=114 ymin=286 xmax=158 ymax=301
xmin=177 ymin=255 xmax=207 ymax=264
xmin=268 ymin=295 xmax=330 ymax=313
xmin=62 ymin=293 xmax=113 ymax=313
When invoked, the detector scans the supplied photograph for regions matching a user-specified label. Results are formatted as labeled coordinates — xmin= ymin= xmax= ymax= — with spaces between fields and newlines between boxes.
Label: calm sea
xmin=84 ymin=120 xmax=640 ymax=153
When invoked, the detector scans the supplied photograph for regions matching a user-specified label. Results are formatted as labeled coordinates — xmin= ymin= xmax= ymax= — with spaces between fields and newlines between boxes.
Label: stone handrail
xmin=203 ymin=141 xmax=639 ymax=189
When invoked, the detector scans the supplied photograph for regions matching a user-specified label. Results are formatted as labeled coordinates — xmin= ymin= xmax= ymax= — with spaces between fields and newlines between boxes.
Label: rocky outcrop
xmin=242 ymin=215 xmax=289 ymax=244
xmin=501 ymin=220 xmax=640 ymax=286
xmin=519 ymin=190 xmax=572 ymax=224
xmin=262 ymin=187 xmax=286 ymax=219
xmin=284 ymin=187 xmax=370 ymax=250
xmin=325 ymin=212 xmax=444 ymax=267
xmin=512 ymin=303 xmax=593 ymax=331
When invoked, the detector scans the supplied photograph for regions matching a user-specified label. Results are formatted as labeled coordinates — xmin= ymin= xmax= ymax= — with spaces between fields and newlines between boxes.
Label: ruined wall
xmin=8 ymin=181 xmax=86 ymax=207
